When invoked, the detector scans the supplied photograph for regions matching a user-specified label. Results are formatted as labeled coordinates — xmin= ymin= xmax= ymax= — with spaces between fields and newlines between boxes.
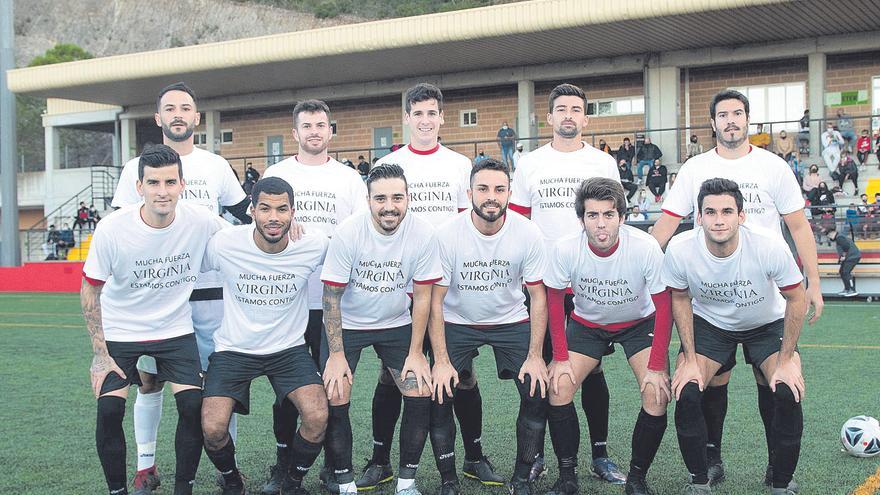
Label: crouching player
xmin=200 ymin=177 xmax=330 ymax=495
xmin=664 ymin=178 xmax=805 ymax=495
xmin=543 ymin=178 xmax=672 ymax=495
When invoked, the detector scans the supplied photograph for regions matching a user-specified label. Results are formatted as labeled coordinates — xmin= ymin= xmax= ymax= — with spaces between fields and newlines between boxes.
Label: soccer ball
xmin=840 ymin=416 xmax=880 ymax=458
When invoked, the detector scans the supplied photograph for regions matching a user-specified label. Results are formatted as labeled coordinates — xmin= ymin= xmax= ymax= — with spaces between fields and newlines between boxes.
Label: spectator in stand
xmin=87 ymin=204 xmax=100 ymax=229
xmin=836 ymin=109 xmax=856 ymax=151
xmin=635 ymin=136 xmax=662 ymax=183
xmin=474 ymin=149 xmax=489 ymax=164
xmin=636 ymin=188 xmax=651 ymax=215
xmin=645 ymin=160 xmax=668 ymax=202
xmin=626 ymin=205 xmax=646 ymax=222
xmin=686 ymin=134 xmax=703 ymax=159
xmin=58 ymin=223 xmax=75 ymax=258
xmin=512 ymin=142 xmax=526 ymax=171
xmin=748 ymin=123 xmax=771 ymax=149
xmin=45 ymin=224 xmax=61 ymax=260
xmin=618 ymin=161 xmax=638 ymax=200
xmin=668 ymin=172 xmax=677 ymax=189
xmin=356 ymin=155 xmax=370 ymax=178
xmin=856 ymin=129 xmax=872 ymax=167
xmin=827 ymin=226 xmax=861 ymax=297
xmin=822 ymin=122 xmax=845 ymax=172
xmin=497 ymin=121 xmax=517 ymax=167
xmin=845 ymin=202 xmax=860 ymax=237
xmin=862 ymin=200 xmax=879 ymax=240
xmin=73 ymin=201 xmax=89 ymax=229
xmin=597 ymin=138 xmax=611 ymax=154
xmin=875 ymin=192 xmax=880 ymax=205
xmin=245 ymin=162 xmax=260 ymax=183
xmin=798 ymin=109 xmax=810 ymax=154
xmin=835 ymin=150 xmax=859 ymax=194
xmin=775 ymin=129 xmax=797 ymax=162
xmin=802 ymin=164 xmax=822 ymax=203
xmin=616 ymin=137 xmax=635 ymax=172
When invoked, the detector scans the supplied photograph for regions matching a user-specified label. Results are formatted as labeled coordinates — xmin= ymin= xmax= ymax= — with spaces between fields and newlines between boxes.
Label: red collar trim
xmin=588 ymin=238 xmax=619 ymax=257
xmin=408 ymin=143 xmax=440 ymax=155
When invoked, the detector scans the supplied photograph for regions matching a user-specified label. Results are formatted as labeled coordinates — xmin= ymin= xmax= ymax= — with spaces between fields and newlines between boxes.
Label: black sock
xmin=430 ymin=394 xmax=458 ymax=483
xmin=289 ymin=430 xmax=323 ymax=481
xmin=548 ymin=403 xmax=579 ymax=481
xmin=453 ymin=384 xmax=484 ymax=462
xmin=756 ymin=383 xmax=775 ymax=464
xmin=173 ymin=389 xmax=203 ymax=485
xmin=514 ymin=377 xmax=548 ymax=480
xmin=326 ymin=404 xmax=354 ymax=484
xmin=675 ymin=382 xmax=708 ymax=485
xmin=205 ymin=438 xmax=243 ymax=486
xmin=581 ymin=371 xmax=610 ymax=459
xmin=96 ymin=396 xmax=127 ymax=494
xmin=399 ymin=396 xmax=431 ymax=479
xmin=701 ymin=384 xmax=728 ymax=462
xmin=771 ymin=384 xmax=803 ymax=489
xmin=273 ymin=399 xmax=299 ymax=465
xmin=371 ymin=380 xmax=402 ymax=466
xmin=629 ymin=409 xmax=667 ymax=480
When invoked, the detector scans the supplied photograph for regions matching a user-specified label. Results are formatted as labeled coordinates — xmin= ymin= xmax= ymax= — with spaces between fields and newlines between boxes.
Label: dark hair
xmin=293 ymin=99 xmax=331 ymax=127
xmin=251 ymin=177 xmax=294 ymax=207
xmin=574 ymin=178 xmax=627 ymax=219
xmin=709 ymin=89 xmax=749 ymax=120
xmin=156 ymin=82 xmax=196 ymax=112
xmin=697 ymin=177 xmax=744 ymax=213
xmin=138 ymin=144 xmax=183 ymax=181
xmin=404 ymin=83 xmax=444 ymax=114
xmin=366 ymin=163 xmax=408 ymax=193
xmin=548 ymin=83 xmax=587 ymax=112
xmin=470 ymin=158 xmax=510 ymax=186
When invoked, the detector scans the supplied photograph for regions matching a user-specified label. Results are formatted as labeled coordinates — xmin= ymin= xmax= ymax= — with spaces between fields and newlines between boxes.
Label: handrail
xmin=26 ymin=184 xmax=92 ymax=230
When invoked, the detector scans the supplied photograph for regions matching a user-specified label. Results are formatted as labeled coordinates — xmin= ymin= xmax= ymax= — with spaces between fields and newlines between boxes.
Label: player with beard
xmin=201 ymin=177 xmax=329 ymax=495
xmin=651 ymin=90 xmax=820 ymax=490
xmin=663 ymin=178 xmax=806 ymax=495
xmin=361 ymin=83 xmax=502 ymax=490
xmin=261 ymin=99 xmax=367 ymax=493
xmin=319 ymin=164 xmax=440 ymax=495
xmin=428 ymin=158 xmax=549 ymax=495
xmin=509 ymin=83 xmax=624 ymax=484
xmin=111 ymin=82 xmax=251 ymax=495
xmin=82 ymin=145 xmax=227 ymax=495
xmin=542 ymin=178 xmax=672 ymax=495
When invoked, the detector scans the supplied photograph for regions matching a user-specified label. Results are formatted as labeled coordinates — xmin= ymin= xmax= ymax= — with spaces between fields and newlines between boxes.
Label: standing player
xmin=663 ymin=178 xmax=806 ymax=495
xmin=543 ymin=178 xmax=672 ymax=495
xmin=82 ymin=145 xmax=226 ymax=495
xmin=429 ymin=158 xmax=549 ymax=495
xmin=319 ymin=164 xmax=440 ymax=495
xmin=261 ymin=99 xmax=368 ymax=493
xmin=361 ymin=83 xmax=502 ymax=489
xmin=200 ymin=177 xmax=329 ymax=495
xmin=111 ymin=82 xmax=251 ymax=495
xmin=509 ymin=83 xmax=624 ymax=484
xmin=651 ymin=89 xmax=821 ymax=487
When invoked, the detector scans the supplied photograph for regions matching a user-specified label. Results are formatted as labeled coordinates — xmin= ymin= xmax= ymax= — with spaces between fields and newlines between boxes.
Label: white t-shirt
xmin=437 ymin=211 xmax=546 ymax=325
xmin=320 ymin=212 xmax=442 ymax=330
xmin=111 ymin=147 xmax=246 ymax=290
xmin=263 ymin=155 xmax=368 ymax=309
xmin=376 ymin=144 xmax=471 ymax=227
xmin=203 ymin=226 xmax=328 ymax=355
xmin=661 ymin=147 xmax=804 ymax=236
xmin=83 ymin=202 xmax=227 ymax=342
xmin=510 ymin=141 xmax=620 ymax=246
xmin=661 ymin=225 xmax=803 ymax=331
xmin=545 ymin=225 xmax=665 ymax=326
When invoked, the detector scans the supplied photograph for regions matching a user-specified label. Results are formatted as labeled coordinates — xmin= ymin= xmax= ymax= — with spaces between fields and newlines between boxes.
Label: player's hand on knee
xmin=518 ymin=355 xmax=549 ymax=398
xmin=641 ymin=369 xmax=671 ymax=406
xmin=90 ymin=354 xmax=126 ymax=398
xmin=431 ymin=360 xmax=458 ymax=404
xmin=671 ymin=358 xmax=704 ymax=400
xmin=401 ymin=353 xmax=433 ymax=395
xmin=805 ymin=284 xmax=824 ymax=324
xmin=547 ymin=359 xmax=576 ymax=396
xmin=323 ymin=352 xmax=353 ymax=401
xmin=770 ymin=359 xmax=805 ymax=402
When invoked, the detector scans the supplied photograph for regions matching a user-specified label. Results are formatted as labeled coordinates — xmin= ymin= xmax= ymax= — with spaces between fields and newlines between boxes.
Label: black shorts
xmin=716 ymin=354 xmax=737 ymax=374
xmin=445 ymin=321 xmax=530 ymax=381
xmin=320 ymin=324 xmax=411 ymax=374
xmin=532 ymin=291 xmax=614 ymax=364
xmin=304 ymin=309 xmax=323 ymax=365
xmin=566 ymin=316 xmax=654 ymax=361
xmin=203 ymin=344 xmax=322 ymax=415
xmin=102 ymin=333 xmax=202 ymax=395
xmin=690 ymin=316 xmax=796 ymax=370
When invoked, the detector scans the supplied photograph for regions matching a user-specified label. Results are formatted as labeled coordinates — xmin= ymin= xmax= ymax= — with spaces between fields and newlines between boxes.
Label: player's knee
xmin=772 ymin=383 xmax=797 ymax=406
xmin=96 ymin=395 xmax=126 ymax=427
xmin=300 ymin=402 xmax=329 ymax=440
xmin=676 ymin=381 xmax=703 ymax=408
xmin=549 ymin=377 xmax=577 ymax=405
xmin=641 ymin=388 xmax=668 ymax=413
xmin=174 ymin=389 xmax=202 ymax=423
xmin=202 ymin=421 xmax=229 ymax=451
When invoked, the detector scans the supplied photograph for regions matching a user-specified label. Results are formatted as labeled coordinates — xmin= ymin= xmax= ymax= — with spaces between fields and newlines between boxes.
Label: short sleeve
xmin=543 ymin=240 xmax=572 ymax=290
xmin=320 ymin=231 xmax=354 ymax=285
xmin=457 ymin=160 xmax=471 ymax=210
xmin=661 ymin=245 xmax=689 ymax=291
xmin=767 ymin=240 xmax=804 ymax=290
xmin=202 ymin=234 xmax=220 ymax=273
xmin=437 ymin=232 xmax=455 ymax=287
xmin=110 ymin=159 xmax=141 ymax=208
xmin=522 ymin=227 xmax=546 ymax=285
xmin=510 ymin=162 xmax=531 ymax=207
xmin=413 ymin=232 xmax=443 ymax=284
xmin=217 ymin=159 xmax=247 ymax=207
xmin=642 ymin=239 xmax=667 ymax=294
xmin=83 ymin=223 xmax=114 ymax=282
xmin=772 ymin=163 xmax=807 ymax=215
xmin=660 ymin=163 xmax=695 ymax=218
xmin=349 ymin=175 xmax=369 ymax=215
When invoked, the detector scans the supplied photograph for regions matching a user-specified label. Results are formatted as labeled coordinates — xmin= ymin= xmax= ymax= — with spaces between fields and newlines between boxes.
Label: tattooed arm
xmin=80 ymin=279 xmax=125 ymax=398
xmin=322 ymin=283 xmax=352 ymax=401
